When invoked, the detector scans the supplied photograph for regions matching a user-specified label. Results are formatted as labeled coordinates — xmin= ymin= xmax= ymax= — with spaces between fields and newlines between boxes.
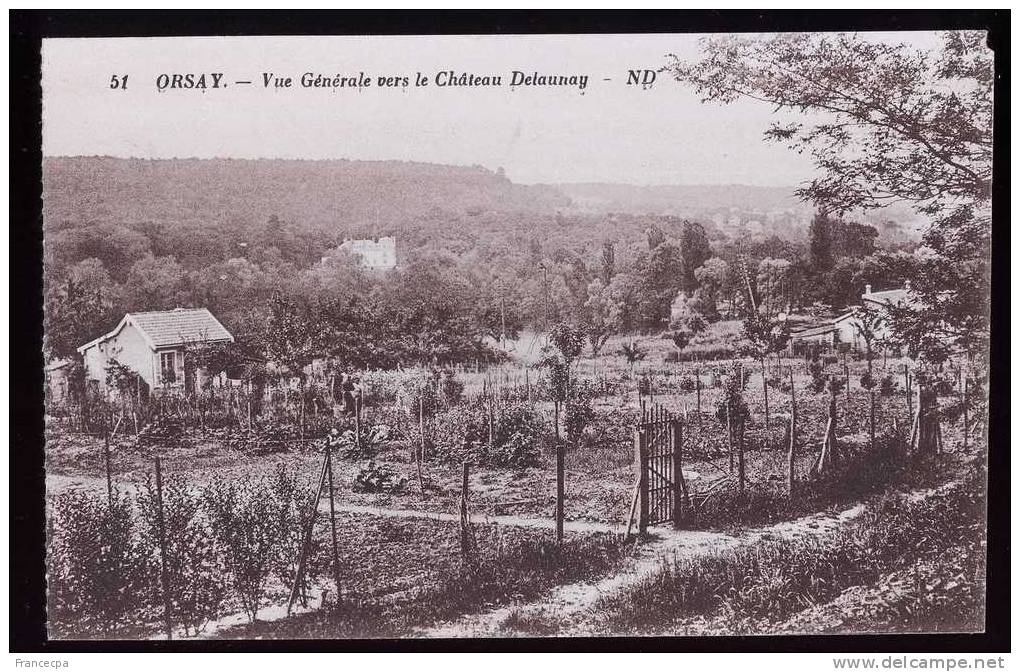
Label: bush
xmin=201 ymin=475 xmax=289 ymax=623
xmin=598 ymin=469 xmax=984 ymax=634
xmin=136 ymin=474 xmax=225 ymax=636
xmin=267 ymin=464 xmax=323 ymax=608
xmin=425 ymin=401 xmax=546 ymax=468
xmin=878 ymin=374 xmax=897 ymax=397
xmin=48 ymin=490 xmax=151 ymax=635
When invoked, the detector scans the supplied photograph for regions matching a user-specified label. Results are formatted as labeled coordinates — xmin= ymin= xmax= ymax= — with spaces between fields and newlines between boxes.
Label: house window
xmin=160 ymin=351 xmax=178 ymax=385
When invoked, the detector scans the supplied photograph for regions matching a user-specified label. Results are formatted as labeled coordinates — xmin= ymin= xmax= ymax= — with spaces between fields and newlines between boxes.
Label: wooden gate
xmin=632 ymin=402 xmax=689 ymax=535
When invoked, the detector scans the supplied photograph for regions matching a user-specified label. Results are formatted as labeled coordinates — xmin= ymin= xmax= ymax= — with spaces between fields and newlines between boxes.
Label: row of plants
xmin=591 ymin=461 xmax=985 ymax=635
xmin=47 ymin=465 xmax=323 ymax=639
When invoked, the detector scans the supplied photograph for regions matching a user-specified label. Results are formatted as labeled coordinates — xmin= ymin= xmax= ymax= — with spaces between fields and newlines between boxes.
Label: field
xmin=45 ymin=336 xmax=984 ymax=640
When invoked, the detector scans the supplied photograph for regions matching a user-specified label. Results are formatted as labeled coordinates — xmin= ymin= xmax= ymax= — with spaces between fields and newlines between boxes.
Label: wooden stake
xmin=103 ymin=429 xmax=113 ymax=505
xmin=963 ymin=375 xmax=969 ymax=451
xmin=556 ymin=411 xmax=565 ymax=544
xmin=633 ymin=428 xmax=648 ymax=536
xmin=154 ymin=457 xmax=173 ymax=640
xmin=695 ymin=369 xmax=702 ymax=426
xmin=623 ymin=477 xmax=640 ymax=543
xmin=325 ymin=445 xmax=341 ymax=605
xmin=726 ymin=402 xmax=734 ymax=472
xmin=737 ymin=419 xmax=746 ymax=495
xmin=460 ymin=462 xmax=472 ymax=559
xmin=788 ymin=367 xmax=796 ymax=500
xmin=287 ymin=451 xmax=330 ymax=616
xmin=671 ymin=419 xmax=685 ymax=529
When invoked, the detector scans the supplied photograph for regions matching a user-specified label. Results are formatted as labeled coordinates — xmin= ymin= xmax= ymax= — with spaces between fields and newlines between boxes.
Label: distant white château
xmin=338 ymin=236 xmax=397 ymax=270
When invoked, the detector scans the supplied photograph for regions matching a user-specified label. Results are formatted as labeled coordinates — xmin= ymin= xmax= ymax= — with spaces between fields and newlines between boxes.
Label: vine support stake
xmin=326 ymin=444 xmax=341 ymax=606
xmin=287 ymin=448 xmax=329 ymax=617
xmin=154 ymin=456 xmax=173 ymax=641
xmin=103 ymin=428 xmax=113 ymax=505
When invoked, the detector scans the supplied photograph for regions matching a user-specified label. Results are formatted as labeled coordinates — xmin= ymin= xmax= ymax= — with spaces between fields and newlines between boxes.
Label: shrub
xmin=878 ymin=374 xmax=897 ymax=397
xmin=598 ymin=469 xmax=984 ymax=634
xmin=48 ymin=490 xmax=151 ymax=635
xmin=425 ymin=401 xmax=545 ymax=468
xmin=267 ymin=464 xmax=323 ymax=608
xmin=136 ymin=474 xmax=224 ymax=636
xmin=201 ymin=475 xmax=288 ymax=623
xmin=808 ymin=360 xmax=827 ymax=393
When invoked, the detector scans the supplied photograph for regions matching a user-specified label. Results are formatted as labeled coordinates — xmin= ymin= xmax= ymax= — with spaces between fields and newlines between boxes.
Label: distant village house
xmin=790 ymin=282 xmax=911 ymax=351
xmin=337 ymin=236 xmax=397 ymax=270
xmin=77 ymin=308 xmax=234 ymax=394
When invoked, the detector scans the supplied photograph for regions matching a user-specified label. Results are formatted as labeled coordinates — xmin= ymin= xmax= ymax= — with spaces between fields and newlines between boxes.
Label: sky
xmin=42 ymin=32 xmax=943 ymax=186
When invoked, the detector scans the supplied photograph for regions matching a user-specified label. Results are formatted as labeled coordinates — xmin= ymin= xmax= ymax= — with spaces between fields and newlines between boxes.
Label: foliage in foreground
xmin=47 ymin=465 xmax=317 ymax=638
xmin=593 ymin=466 xmax=986 ymax=635
xmin=219 ymin=528 xmax=625 ymax=639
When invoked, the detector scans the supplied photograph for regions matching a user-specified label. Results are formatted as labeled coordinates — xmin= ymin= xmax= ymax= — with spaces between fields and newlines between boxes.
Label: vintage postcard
xmin=38 ymin=29 xmax=995 ymax=642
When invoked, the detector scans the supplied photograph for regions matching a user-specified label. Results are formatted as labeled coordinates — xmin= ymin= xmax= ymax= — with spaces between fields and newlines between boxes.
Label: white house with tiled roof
xmin=791 ymin=282 xmax=912 ymax=351
xmin=78 ymin=308 xmax=234 ymax=392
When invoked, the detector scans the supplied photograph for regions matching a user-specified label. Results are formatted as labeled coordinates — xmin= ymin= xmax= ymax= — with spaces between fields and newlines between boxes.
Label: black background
xmin=10 ymin=9 xmax=1010 ymax=653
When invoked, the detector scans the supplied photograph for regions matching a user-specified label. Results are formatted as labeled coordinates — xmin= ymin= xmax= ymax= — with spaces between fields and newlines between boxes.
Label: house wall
xmin=833 ymin=317 xmax=860 ymax=349
xmin=82 ymin=322 xmax=157 ymax=392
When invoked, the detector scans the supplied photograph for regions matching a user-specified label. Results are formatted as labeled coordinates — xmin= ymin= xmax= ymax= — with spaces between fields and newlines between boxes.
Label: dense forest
xmin=43 ymin=157 xmax=919 ymax=369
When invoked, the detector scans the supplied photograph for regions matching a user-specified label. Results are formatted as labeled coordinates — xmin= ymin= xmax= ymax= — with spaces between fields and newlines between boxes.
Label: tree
xmin=694 ymin=257 xmax=730 ymax=318
xmin=580 ymin=279 xmax=622 ymax=357
xmin=742 ymin=294 xmax=791 ymax=444
xmin=639 ymin=242 xmax=684 ymax=330
xmin=808 ymin=210 xmax=835 ymax=275
xmin=853 ymin=302 xmax=886 ymax=451
xmin=619 ymin=340 xmax=647 ymax=378
xmin=678 ymin=220 xmax=711 ymax=294
xmin=123 ymin=254 xmax=187 ymax=311
xmin=668 ymin=31 xmax=993 ymax=380
xmin=645 ymin=225 xmax=666 ymax=250
xmin=601 ymin=240 xmax=616 ymax=285
xmin=756 ymin=257 xmax=794 ymax=318
xmin=44 ymin=258 xmax=121 ymax=359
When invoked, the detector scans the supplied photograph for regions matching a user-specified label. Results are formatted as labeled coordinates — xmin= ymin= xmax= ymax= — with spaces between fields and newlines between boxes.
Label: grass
xmin=587 ymin=464 xmax=986 ymax=635
xmin=218 ymin=525 xmax=626 ymax=639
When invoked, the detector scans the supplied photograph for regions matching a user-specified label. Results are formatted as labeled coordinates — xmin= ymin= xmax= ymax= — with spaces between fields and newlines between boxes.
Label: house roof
xmin=45 ymin=358 xmax=73 ymax=372
xmin=863 ymin=288 xmax=909 ymax=307
xmin=78 ymin=308 xmax=233 ymax=353
xmin=791 ymin=323 xmax=838 ymax=339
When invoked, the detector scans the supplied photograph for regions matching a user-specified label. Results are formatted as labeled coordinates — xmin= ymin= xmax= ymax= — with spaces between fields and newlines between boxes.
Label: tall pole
xmin=556 ymin=404 xmax=565 ymax=544
xmin=325 ymin=444 xmax=341 ymax=606
xmin=154 ymin=457 xmax=173 ymax=641
xmin=788 ymin=367 xmax=796 ymax=500
xmin=103 ymin=429 xmax=113 ymax=505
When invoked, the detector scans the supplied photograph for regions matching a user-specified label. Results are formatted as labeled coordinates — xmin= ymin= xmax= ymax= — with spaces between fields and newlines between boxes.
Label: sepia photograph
xmin=13 ymin=12 xmax=1005 ymax=650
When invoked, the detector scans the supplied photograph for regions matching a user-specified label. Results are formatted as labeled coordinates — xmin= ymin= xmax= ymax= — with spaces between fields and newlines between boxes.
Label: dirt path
xmin=321 ymin=501 xmax=624 ymax=534
xmin=417 ymin=502 xmax=867 ymax=638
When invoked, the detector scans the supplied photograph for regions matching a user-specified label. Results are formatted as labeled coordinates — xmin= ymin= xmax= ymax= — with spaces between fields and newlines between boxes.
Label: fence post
xmin=103 ymin=429 xmax=113 ymax=505
xmin=695 ymin=369 xmax=702 ymax=426
xmin=633 ymin=428 xmax=649 ymax=536
xmin=325 ymin=444 xmax=341 ymax=605
xmin=354 ymin=389 xmax=363 ymax=452
xmin=556 ymin=409 xmax=565 ymax=544
xmin=788 ymin=367 xmax=796 ymax=500
xmin=844 ymin=356 xmax=851 ymax=410
xmin=962 ymin=373 xmax=969 ymax=451
xmin=671 ymin=419 xmax=684 ymax=530
xmin=417 ymin=392 xmax=426 ymax=496
xmin=904 ymin=364 xmax=912 ymax=422
xmin=154 ymin=457 xmax=173 ymax=641
xmin=460 ymin=462 xmax=472 ymax=560
xmin=287 ymin=451 xmax=329 ymax=616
